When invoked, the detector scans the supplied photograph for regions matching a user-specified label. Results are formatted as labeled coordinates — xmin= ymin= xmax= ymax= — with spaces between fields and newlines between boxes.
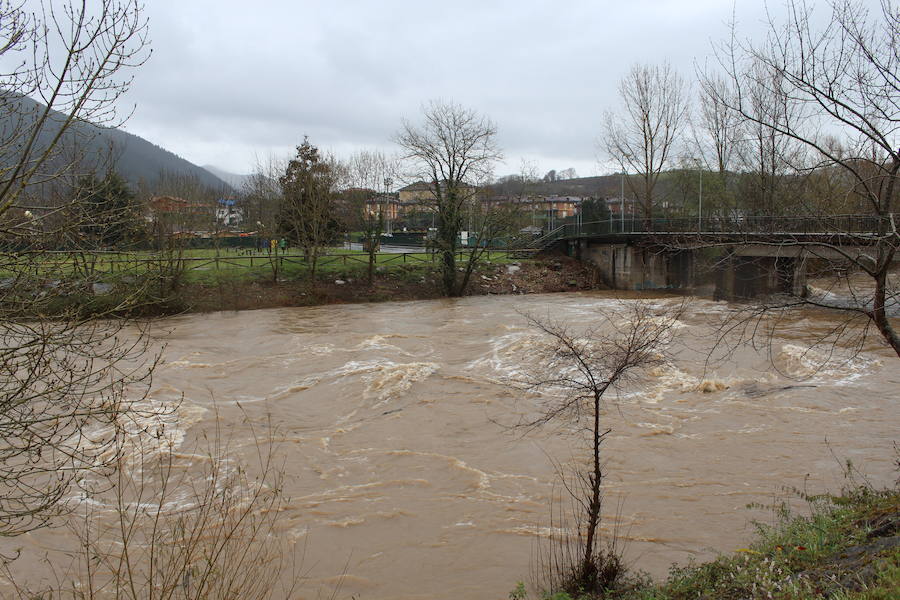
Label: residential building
xmin=605 ymin=196 xmax=638 ymax=217
xmin=397 ymin=181 xmax=478 ymax=205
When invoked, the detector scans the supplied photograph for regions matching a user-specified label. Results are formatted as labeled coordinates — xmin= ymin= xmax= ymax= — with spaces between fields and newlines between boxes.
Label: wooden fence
xmin=7 ymin=248 xmax=536 ymax=278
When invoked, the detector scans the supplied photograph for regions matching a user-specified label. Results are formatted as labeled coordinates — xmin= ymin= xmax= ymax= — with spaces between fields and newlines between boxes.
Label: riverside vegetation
xmin=512 ymin=461 xmax=900 ymax=600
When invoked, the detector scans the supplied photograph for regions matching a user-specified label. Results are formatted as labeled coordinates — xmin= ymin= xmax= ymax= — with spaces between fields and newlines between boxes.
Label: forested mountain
xmin=0 ymin=94 xmax=232 ymax=193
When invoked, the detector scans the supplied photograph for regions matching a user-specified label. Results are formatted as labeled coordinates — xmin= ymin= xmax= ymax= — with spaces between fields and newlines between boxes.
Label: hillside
xmin=202 ymin=165 xmax=253 ymax=190
xmin=532 ymin=175 xmax=624 ymax=197
xmin=0 ymin=94 xmax=232 ymax=193
xmin=490 ymin=174 xmax=624 ymax=198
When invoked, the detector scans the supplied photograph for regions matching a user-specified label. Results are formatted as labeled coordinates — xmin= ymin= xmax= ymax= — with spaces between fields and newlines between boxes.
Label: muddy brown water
xmin=5 ymin=292 xmax=899 ymax=599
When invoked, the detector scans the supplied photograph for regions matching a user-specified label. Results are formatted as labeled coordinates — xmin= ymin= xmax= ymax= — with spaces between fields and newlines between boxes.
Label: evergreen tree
xmin=74 ymin=171 xmax=145 ymax=249
xmin=277 ymin=137 xmax=341 ymax=283
xmin=580 ymin=197 xmax=611 ymax=223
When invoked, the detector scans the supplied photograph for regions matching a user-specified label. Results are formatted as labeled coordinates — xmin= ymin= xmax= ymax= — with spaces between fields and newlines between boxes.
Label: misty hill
xmin=202 ymin=165 xmax=253 ymax=191
xmin=1 ymin=94 xmax=232 ymax=193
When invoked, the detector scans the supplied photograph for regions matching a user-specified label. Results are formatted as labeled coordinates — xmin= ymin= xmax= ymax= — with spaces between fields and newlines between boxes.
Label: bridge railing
xmin=560 ymin=214 xmax=891 ymax=238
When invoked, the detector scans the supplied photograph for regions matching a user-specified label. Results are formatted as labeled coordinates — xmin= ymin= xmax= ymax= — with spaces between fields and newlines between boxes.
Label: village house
xmin=484 ymin=194 xmax=584 ymax=219
xmin=398 ymin=181 xmax=478 ymax=205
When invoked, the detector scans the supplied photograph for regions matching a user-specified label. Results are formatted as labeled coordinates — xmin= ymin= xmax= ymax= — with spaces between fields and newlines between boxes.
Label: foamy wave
xmin=465 ymin=331 xmax=552 ymax=380
xmin=497 ymin=525 xmax=574 ymax=538
xmin=648 ymin=364 xmax=696 ymax=390
xmin=353 ymin=334 xmax=416 ymax=356
xmin=362 ymin=361 xmax=439 ymax=404
xmin=806 ymin=286 xmax=841 ymax=304
xmin=634 ymin=422 xmax=675 ymax=436
xmin=776 ymin=344 xmax=879 ymax=383
xmin=268 ymin=375 xmax=322 ymax=400
xmin=323 ymin=516 xmax=366 ymax=528
xmin=78 ymin=395 xmax=207 ymax=473
xmin=269 ymin=360 xmax=438 ymax=405
xmin=167 ymin=359 xmax=213 ymax=369
xmin=641 ymin=365 xmax=733 ymax=402
xmin=698 ymin=379 xmax=730 ymax=393
xmin=647 ymin=315 xmax=688 ymax=331
xmin=296 ymin=344 xmax=336 ymax=355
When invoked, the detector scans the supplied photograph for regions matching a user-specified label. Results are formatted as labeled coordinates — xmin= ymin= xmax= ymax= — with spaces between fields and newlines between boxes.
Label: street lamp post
xmin=384 ymin=177 xmax=393 ymax=236
xmin=698 ymin=167 xmax=703 ymax=232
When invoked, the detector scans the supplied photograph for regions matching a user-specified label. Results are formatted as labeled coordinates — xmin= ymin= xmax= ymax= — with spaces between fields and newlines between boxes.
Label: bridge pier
xmin=714 ymin=251 xmax=807 ymax=300
xmin=581 ymin=242 xmax=695 ymax=291
xmin=579 ymin=240 xmax=808 ymax=298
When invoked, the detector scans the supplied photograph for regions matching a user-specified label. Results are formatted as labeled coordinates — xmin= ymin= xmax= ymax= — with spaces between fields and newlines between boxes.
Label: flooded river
xmin=6 ymin=292 xmax=899 ymax=599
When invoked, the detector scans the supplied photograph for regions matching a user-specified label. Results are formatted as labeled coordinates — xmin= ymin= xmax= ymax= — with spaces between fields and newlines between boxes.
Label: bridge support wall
xmin=580 ymin=240 xmax=807 ymax=298
xmin=581 ymin=242 xmax=695 ymax=291
xmin=713 ymin=253 xmax=807 ymax=300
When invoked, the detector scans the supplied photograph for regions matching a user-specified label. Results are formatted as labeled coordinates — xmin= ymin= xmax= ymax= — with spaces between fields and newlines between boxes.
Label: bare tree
xmin=396 ymin=100 xmax=502 ymax=296
xmin=242 ymin=154 xmax=284 ymax=235
xmin=342 ymin=149 xmax=397 ymax=286
xmin=0 ymin=1 xmax=155 ymax=536
xmin=603 ymin=62 xmax=687 ymax=228
xmin=731 ymin=65 xmax=809 ymax=216
xmin=457 ymin=200 xmax=523 ymax=293
xmin=0 ymin=0 xmax=150 ymax=230
xmin=705 ymin=0 xmax=900 ymax=357
xmin=242 ymin=154 xmax=287 ymax=282
xmin=518 ymin=159 xmax=541 ymax=227
xmin=693 ymin=74 xmax=742 ymax=217
xmin=558 ymin=168 xmax=578 ymax=181
xmin=518 ymin=303 xmax=679 ymax=597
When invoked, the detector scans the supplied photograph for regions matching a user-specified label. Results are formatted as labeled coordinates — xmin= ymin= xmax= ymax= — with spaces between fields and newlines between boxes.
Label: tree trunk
xmin=442 ymin=248 xmax=457 ymax=296
xmin=871 ymin=162 xmax=899 ymax=358
xmin=309 ymin=247 xmax=318 ymax=287
xmin=872 ymin=261 xmax=900 ymax=358
xmin=582 ymin=390 xmax=603 ymax=581
xmin=458 ymin=247 xmax=482 ymax=297
xmin=439 ymin=219 xmax=458 ymax=296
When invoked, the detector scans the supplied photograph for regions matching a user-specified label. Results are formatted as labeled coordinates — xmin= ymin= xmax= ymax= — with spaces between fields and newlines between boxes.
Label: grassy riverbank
xmin=521 ymin=477 xmax=900 ymax=600
xmin=184 ymin=253 xmax=601 ymax=312
xmin=3 ymin=249 xmax=602 ymax=317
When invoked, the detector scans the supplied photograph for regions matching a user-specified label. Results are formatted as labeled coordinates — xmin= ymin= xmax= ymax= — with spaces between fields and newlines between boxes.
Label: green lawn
xmin=1 ymin=246 xmax=530 ymax=285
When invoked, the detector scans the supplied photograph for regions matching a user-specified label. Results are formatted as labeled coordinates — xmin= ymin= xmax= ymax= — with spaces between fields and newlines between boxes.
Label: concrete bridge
xmin=538 ymin=215 xmax=894 ymax=299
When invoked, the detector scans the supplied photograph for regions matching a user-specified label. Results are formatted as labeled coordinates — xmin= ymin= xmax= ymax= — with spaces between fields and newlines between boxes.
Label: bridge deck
xmin=544 ymin=215 xmax=895 ymax=247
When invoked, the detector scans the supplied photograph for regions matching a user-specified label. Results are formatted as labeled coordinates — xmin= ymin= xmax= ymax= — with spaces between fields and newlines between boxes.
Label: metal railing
xmin=523 ymin=225 xmax=567 ymax=249
xmin=552 ymin=214 xmax=893 ymax=239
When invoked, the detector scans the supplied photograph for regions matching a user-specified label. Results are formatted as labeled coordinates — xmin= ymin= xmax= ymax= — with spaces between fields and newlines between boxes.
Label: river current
xmin=5 ymin=292 xmax=899 ymax=599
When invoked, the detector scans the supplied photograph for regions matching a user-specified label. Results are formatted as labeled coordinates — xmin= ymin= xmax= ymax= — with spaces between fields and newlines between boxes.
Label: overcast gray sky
xmin=118 ymin=1 xmax=800 ymax=179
